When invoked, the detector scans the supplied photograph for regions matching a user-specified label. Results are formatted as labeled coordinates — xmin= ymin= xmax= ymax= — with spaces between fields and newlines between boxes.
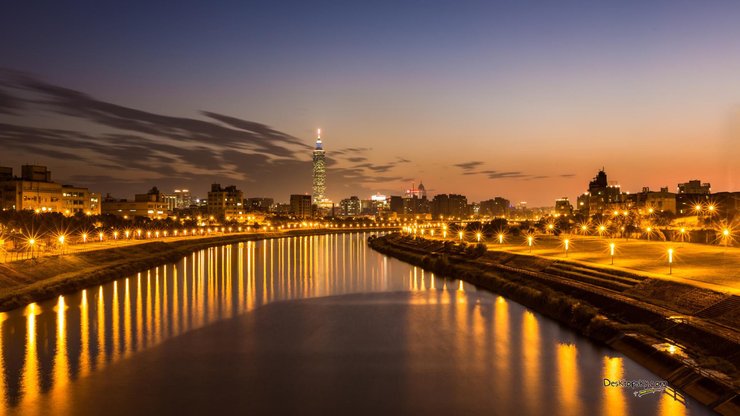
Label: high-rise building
xmin=174 ymin=189 xmax=192 ymax=208
xmin=576 ymin=169 xmax=623 ymax=215
xmin=312 ymin=129 xmax=326 ymax=204
xmin=480 ymin=197 xmax=510 ymax=217
xmin=339 ymin=196 xmax=361 ymax=216
xmin=431 ymin=194 xmax=468 ymax=219
xmin=290 ymin=194 xmax=313 ymax=218
xmin=207 ymin=184 xmax=244 ymax=220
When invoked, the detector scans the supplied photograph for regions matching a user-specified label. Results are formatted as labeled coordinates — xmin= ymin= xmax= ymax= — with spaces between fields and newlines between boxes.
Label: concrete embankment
xmin=0 ymin=228 xmax=394 ymax=312
xmin=369 ymin=233 xmax=740 ymax=416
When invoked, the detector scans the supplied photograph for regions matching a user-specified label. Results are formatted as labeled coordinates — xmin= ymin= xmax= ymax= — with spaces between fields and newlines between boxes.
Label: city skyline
xmin=1 ymin=1 xmax=739 ymax=205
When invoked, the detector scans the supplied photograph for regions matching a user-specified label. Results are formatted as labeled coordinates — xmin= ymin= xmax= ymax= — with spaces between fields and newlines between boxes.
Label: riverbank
xmin=0 ymin=228 xmax=395 ymax=312
xmin=368 ymin=233 xmax=739 ymax=415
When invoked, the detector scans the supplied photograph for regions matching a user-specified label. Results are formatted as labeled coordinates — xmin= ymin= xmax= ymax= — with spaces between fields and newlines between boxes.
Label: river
xmin=0 ymin=232 xmax=713 ymax=415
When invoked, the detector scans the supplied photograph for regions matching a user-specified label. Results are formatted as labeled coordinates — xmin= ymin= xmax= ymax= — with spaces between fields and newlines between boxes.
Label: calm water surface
xmin=0 ymin=233 xmax=712 ymax=415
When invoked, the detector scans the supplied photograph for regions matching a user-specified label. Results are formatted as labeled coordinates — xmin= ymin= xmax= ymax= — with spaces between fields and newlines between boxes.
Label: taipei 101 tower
xmin=312 ymin=128 xmax=326 ymax=203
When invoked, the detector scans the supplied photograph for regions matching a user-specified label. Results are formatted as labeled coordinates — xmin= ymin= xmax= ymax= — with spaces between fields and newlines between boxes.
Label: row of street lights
xmin=405 ymin=224 xmax=696 ymax=275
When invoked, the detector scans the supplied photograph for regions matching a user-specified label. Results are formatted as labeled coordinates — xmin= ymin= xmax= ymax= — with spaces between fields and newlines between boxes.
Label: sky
xmin=1 ymin=0 xmax=739 ymax=206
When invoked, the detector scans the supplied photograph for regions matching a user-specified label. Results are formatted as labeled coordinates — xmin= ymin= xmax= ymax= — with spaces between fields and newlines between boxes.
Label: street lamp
xmin=527 ymin=235 xmax=533 ymax=253
xmin=722 ymin=228 xmax=731 ymax=249
xmin=498 ymin=233 xmax=504 ymax=244
xmin=609 ymin=242 xmax=615 ymax=265
xmin=476 ymin=232 xmax=482 ymax=243
xmin=564 ymin=239 xmax=569 ymax=257
xmin=99 ymin=232 xmax=104 ymax=242
xmin=667 ymin=248 xmax=674 ymax=274
xmin=459 ymin=231 xmax=464 ymax=242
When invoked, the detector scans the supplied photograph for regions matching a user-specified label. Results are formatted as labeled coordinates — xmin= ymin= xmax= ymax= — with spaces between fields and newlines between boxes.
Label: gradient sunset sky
xmin=1 ymin=0 xmax=738 ymax=206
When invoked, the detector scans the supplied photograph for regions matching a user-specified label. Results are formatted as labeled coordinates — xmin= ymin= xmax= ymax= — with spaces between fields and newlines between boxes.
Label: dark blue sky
xmin=1 ymin=1 xmax=739 ymax=204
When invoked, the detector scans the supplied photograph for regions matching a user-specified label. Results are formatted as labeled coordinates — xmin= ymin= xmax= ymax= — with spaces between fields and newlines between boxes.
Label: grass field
xmin=428 ymin=233 xmax=740 ymax=293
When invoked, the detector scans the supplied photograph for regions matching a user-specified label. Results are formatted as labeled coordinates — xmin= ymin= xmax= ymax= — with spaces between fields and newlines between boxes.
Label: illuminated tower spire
xmin=312 ymin=128 xmax=326 ymax=203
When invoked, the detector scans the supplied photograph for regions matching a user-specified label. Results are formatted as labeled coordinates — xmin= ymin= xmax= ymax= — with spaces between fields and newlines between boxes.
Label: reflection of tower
xmin=312 ymin=129 xmax=326 ymax=203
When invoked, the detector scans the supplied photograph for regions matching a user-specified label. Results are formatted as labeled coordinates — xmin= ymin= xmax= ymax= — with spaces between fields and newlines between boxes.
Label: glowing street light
xmin=476 ymin=232 xmax=482 ymax=242
xmin=498 ymin=233 xmax=504 ymax=244
xmin=667 ymin=248 xmax=674 ymax=274
xmin=125 ymin=230 xmax=130 ymax=239
xmin=564 ymin=239 xmax=569 ymax=257
xmin=99 ymin=232 xmax=104 ymax=242
xmin=82 ymin=233 xmax=88 ymax=243
xmin=527 ymin=235 xmax=533 ymax=253
xmin=113 ymin=231 xmax=119 ymax=240
xmin=609 ymin=242 xmax=615 ymax=265
xmin=459 ymin=231 xmax=464 ymax=242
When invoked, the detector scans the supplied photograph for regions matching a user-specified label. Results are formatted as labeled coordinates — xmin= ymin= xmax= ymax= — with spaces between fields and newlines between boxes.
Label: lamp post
xmin=476 ymin=232 xmax=481 ymax=243
xmin=609 ymin=242 xmax=615 ymax=265
xmin=498 ymin=233 xmax=504 ymax=244
xmin=667 ymin=248 xmax=674 ymax=274
xmin=564 ymin=239 xmax=569 ymax=258
xmin=459 ymin=231 xmax=464 ymax=242
xmin=527 ymin=236 xmax=533 ymax=253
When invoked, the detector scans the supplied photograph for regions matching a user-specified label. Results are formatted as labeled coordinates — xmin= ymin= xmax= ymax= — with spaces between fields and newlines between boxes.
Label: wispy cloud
xmin=0 ymin=70 xmax=411 ymax=199
xmin=454 ymin=161 xmax=484 ymax=171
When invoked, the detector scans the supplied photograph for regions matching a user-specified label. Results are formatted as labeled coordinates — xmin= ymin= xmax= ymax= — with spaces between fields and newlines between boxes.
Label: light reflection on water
xmin=0 ymin=232 xmax=707 ymax=414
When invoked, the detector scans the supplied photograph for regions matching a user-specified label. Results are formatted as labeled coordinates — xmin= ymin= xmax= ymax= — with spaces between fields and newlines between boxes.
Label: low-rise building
xmin=0 ymin=165 xmax=100 ymax=215
xmin=101 ymin=187 xmax=168 ymax=219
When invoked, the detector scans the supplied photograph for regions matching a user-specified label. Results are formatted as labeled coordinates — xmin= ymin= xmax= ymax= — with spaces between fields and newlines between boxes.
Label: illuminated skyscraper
xmin=312 ymin=129 xmax=326 ymax=203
